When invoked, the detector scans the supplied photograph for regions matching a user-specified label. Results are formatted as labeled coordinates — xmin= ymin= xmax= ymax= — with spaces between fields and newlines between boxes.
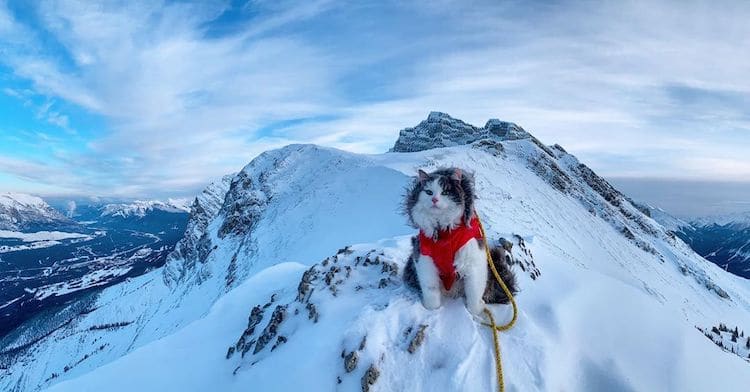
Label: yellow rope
xmin=476 ymin=212 xmax=518 ymax=392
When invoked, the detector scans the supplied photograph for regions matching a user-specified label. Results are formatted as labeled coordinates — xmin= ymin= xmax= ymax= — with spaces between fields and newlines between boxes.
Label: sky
xmin=0 ymin=0 xmax=748 ymax=216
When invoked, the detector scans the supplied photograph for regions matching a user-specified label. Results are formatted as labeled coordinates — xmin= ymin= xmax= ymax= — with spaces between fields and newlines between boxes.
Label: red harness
xmin=419 ymin=217 xmax=483 ymax=291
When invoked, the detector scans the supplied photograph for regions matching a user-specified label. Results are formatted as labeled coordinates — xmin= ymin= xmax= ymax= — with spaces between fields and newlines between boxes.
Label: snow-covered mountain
xmin=3 ymin=113 xmax=750 ymax=391
xmin=682 ymin=213 xmax=750 ymax=279
xmin=100 ymin=199 xmax=191 ymax=219
xmin=0 ymin=193 xmax=75 ymax=231
xmin=645 ymin=207 xmax=750 ymax=279
xmin=693 ymin=212 xmax=750 ymax=229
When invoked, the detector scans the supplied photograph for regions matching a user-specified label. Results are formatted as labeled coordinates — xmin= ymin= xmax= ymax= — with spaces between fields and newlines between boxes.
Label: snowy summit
xmin=0 ymin=192 xmax=74 ymax=231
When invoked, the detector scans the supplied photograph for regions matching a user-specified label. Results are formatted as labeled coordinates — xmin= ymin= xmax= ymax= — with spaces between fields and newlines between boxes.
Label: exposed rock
xmin=527 ymin=151 xmax=571 ymax=193
xmin=306 ymin=303 xmax=319 ymax=322
xmin=344 ymin=351 xmax=359 ymax=373
xmin=253 ymin=305 xmax=287 ymax=354
xmin=390 ymin=112 xmax=531 ymax=153
xmin=472 ymin=139 xmax=505 ymax=157
xmin=407 ymin=325 xmax=428 ymax=354
xmin=271 ymin=336 xmax=287 ymax=352
xmin=163 ymin=174 xmax=233 ymax=287
xmin=218 ymin=171 xmax=268 ymax=238
xmin=233 ymin=305 xmax=265 ymax=358
xmin=361 ymin=364 xmax=380 ymax=392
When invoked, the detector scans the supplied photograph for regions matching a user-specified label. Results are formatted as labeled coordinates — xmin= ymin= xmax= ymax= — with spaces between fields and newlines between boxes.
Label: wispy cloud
xmin=0 ymin=0 xmax=749 ymax=197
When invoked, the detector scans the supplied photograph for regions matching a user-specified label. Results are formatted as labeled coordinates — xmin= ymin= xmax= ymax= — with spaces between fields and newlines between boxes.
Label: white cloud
xmin=0 ymin=0 xmax=749 ymax=197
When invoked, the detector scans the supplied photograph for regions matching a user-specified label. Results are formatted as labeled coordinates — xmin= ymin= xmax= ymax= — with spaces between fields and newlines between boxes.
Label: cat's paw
xmin=466 ymin=300 xmax=485 ymax=316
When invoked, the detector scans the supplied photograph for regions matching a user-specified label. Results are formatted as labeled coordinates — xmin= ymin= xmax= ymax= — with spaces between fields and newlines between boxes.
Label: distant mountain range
xmin=0 ymin=193 xmax=191 ymax=338
xmin=645 ymin=206 xmax=750 ymax=279
xmin=0 ymin=193 xmax=76 ymax=232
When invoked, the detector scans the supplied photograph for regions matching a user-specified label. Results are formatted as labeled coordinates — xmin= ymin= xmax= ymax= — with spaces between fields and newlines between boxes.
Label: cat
xmin=402 ymin=167 xmax=517 ymax=315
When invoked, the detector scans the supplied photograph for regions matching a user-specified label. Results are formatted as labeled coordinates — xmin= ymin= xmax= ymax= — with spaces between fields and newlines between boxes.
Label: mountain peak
xmin=100 ymin=199 xmax=191 ymax=218
xmin=391 ymin=112 xmax=530 ymax=153
xmin=426 ymin=111 xmax=455 ymax=121
xmin=0 ymin=192 xmax=73 ymax=231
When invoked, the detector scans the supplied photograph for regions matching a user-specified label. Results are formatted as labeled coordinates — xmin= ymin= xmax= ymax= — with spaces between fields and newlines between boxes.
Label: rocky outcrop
xmin=162 ymin=175 xmax=233 ymax=287
xmin=390 ymin=112 xmax=531 ymax=153
xmin=218 ymin=170 xmax=268 ymax=238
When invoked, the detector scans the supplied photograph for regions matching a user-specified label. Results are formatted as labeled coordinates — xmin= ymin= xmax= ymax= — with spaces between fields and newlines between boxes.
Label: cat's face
xmin=408 ymin=169 xmax=467 ymax=234
xmin=417 ymin=177 xmax=463 ymax=213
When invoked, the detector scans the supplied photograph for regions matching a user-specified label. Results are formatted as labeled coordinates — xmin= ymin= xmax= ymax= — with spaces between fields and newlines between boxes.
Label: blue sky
xmin=1 ymin=1 xmax=749 ymax=211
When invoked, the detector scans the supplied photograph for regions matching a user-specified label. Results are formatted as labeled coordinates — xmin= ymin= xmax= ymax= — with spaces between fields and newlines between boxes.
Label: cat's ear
xmin=418 ymin=169 xmax=429 ymax=183
xmin=453 ymin=168 xmax=462 ymax=181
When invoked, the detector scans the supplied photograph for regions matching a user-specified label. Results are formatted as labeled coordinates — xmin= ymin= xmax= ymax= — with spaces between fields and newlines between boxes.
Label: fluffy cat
xmin=402 ymin=168 xmax=517 ymax=315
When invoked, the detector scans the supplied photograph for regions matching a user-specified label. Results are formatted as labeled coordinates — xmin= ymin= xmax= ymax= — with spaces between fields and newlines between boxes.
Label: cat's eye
xmin=441 ymin=191 xmax=448 ymax=195
xmin=425 ymin=190 xmax=433 ymax=196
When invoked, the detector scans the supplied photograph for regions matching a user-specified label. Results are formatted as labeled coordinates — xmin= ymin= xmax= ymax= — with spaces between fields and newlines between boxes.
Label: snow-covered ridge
xmin=692 ymin=211 xmax=750 ymax=229
xmin=639 ymin=203 xmax=692 ymax=233
xmin=4 ymin=113 xmax=750 ymax=391
xmin=100 ymin=199 xmax=191 ymax=218
xmin=0 ymin=193 xmax=47 ymax=208
xmin=646 ymin=207 xmax=750 ymax=279
xmin=0 ymin=192 xmax=73 ymax=231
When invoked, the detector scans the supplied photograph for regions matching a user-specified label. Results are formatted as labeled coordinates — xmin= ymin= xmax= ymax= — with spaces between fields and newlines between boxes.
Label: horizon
xmin=1 ymin=1 xmax=749 ymax=216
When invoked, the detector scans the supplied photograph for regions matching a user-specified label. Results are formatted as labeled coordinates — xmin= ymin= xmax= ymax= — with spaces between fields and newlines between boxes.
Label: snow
xmin=692 ymin=211 xmax=750 ymax=229
xmin=0 ymin=240 xmax=63 ymax=253
xmin=49 ymin=233 xmax=750 ymax=392
xmin=0 ymin=230 xmax=91 ymax=242
xmin=100 ymin=199 xmax=191 ymax=218
xmin=47 ymin=262 xmax=306 ymax=392
xmin=644 ymin=204 xmax=691 ymax=232
xmin=32 ymin=266 xmax=134 ymax=301
xmin=5 ymin=117 xmax=750 ymax=391
xmin=0 ymin=192 xmax=47 ymax=208
xmin=0 ymin=230 xmax=93 ymax=253
xmin=0 ymin=192 xmax=71 ymax=231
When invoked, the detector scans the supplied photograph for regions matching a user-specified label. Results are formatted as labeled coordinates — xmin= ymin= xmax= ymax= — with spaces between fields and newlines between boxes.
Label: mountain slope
xmin=0 ymin=193 xmax=75 ymax=231
xmin=4 ymin=113 xmax=750 ymax=391
xmin=647 ymin=208 xmax=750 ymax=279
xmin=100 ymin=199 xmax=191 ymax=219
xmin=682 ymin=213 xmax=750 ymax=279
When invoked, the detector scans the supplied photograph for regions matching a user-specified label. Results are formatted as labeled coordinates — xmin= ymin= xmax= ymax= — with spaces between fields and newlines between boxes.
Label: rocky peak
xmin=163 ymin=174 xmax=234 ymax=287
xmin=483 ymin=119 xmax=528 ymax=140
xmin=390 ymin=112 xmax=530 ymax=153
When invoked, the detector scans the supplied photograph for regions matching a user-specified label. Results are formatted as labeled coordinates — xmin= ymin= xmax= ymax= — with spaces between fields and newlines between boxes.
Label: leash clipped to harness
xmin=475 ymin=210 xmax=518 ymax=392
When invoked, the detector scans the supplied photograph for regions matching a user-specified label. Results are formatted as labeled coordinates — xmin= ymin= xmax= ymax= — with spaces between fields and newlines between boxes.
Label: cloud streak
xmin=0 ymin=0 xmax=749 ymax=198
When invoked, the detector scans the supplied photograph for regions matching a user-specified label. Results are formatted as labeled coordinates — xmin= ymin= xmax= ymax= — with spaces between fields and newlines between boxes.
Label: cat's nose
xmin=431 ymin=197 xmax=438 ymax=204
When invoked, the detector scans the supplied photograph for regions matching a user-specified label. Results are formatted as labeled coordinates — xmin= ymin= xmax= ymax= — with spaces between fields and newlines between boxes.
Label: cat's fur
xmin=402 ymin=168 xmax=518 ymax=314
